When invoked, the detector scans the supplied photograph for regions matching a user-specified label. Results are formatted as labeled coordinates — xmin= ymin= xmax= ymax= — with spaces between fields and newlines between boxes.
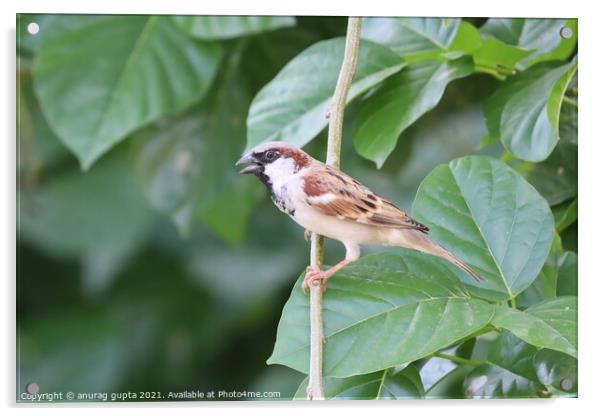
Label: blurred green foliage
xmin=17 ymin=15 xmax=577 ymax=401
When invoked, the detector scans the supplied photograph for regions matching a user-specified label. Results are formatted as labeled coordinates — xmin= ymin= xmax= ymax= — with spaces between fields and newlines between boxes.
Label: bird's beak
xmin=236 ymin=153 xmax=261 ymax=174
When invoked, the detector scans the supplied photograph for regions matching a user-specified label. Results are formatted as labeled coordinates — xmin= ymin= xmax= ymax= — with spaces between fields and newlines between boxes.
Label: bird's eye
xmin=264 ymin=150 xmax=277 ymax=161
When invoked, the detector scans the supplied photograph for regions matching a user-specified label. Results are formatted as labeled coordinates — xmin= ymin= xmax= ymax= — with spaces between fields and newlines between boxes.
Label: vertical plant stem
xmin=306 ymin=16 xmax=362 ymax=401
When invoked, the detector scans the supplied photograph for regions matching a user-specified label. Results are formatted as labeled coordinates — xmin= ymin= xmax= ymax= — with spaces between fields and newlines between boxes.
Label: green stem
xmin=509 ymin=297 xmax=517 ymax=309
xmin=307 ymin=17 xmax=362 ymax=401
xmin=431 ymin=352 xmax=486 ymax=367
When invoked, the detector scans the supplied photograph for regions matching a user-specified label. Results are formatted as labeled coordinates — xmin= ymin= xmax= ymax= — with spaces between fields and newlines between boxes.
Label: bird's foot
xmin=302 ymin=265 xmax=329 ymax=292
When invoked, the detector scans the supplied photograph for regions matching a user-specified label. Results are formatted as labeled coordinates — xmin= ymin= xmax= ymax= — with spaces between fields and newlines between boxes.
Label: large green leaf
xmin=484 ymin=61 xmax=576 ymax=161
xmin=246 ymin=38 xmax=404 ymax=151
xmin=480 ymin=18 xmax=574 ymax=68
xmin=353 ymin=57 xmax=473 ymax=167
xmin=268 ymin=250 xmax=494 ymax=377
xmin=361 ymin=17 xmax=460 ymax=61
xmin=173 ymin=16 xmax=295 ymax=39
xmin=412 ymin=156 xmax=554 ymax=301
xmin=33 ymin=16 xmax=221 ymax=169
xmin=294 ymin=365 xmax=424 ymax=400
xmin=132 ymin=45 xmax=262 ymax=241
xmin=491 ymin=297 xmax=577 ymax=357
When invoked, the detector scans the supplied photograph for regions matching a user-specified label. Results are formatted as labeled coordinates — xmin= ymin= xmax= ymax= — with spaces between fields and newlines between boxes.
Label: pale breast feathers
xmin=302 ymin=165 xmax=429 ymax=233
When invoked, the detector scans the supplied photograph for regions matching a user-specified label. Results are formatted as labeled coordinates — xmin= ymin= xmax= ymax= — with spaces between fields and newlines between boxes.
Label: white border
xmin=3 ymin=1 xmax=600 ymax=415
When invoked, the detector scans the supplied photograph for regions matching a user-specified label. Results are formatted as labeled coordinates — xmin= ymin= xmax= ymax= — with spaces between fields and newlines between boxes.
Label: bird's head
xmin=236 ymin=142 xmax=313 ymax=184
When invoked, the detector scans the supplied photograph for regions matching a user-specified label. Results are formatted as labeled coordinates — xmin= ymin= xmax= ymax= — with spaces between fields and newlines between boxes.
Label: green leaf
xmin=463 ymin=331 xmax=545 ymax=398
xmin=553 ymin=198 xmax=578 ymax=233
xmin=18 ymin=60 xmax=70 ymax=179
xmin=412 ymin=156 xmax=554 ymax=301
xmin=132 ymin=44 xmax=261 ymax=241
xmin=246 ymin=38 xmax=404 ymax=151
xmin=294 ymin=365 xmax=424 ymax=400
xmin=353 ymin=57 xmax=473 ymax=167
xmin=485 ymin=62 xmax=577 ymax=161
xmin=472 ymin=37 xmax=533 ymax=78
xmin=268 ymin=250 xmax=494 ymax=377
xmin=465 ymin=330 xmax=577 ymax=398
xmin=464 ymin=363 xmax=543 ymax=398
xmin=419 ymin=340 xmax=475 ymax=391
xmin=533 ymin=349 xmax=577 ymax=394
xmin=132 ymin=114 xmax=204 ymax=233
xmin=487 ymin=331 xmax=540 ymax=382
xmin=556 ymin=252 xmax=577 ymax=296
xmin=517 ymin=140 xmax=577 ymax=206
xmin=516 ymin=233 xmax=561 ymax=308
xmin=481 ymin=19 xmax=565 ymax=51
xmin=491 ymin=297 xmax=577 ymax=358
xmin=241 ymin=27 xmax=322 ymax=94
xmin=530 ymin=19 xmax=577 ymax=66
xmin=361 ymin=17 xmax=460 ymax=61
xmin=19 ymin=153 xmax=154 ymax=259
xmin=489 ymin=331 xmax=577 ymax=396
xmin=377 ymin=365 xmax=425 ymax=399
xmin=33 ymin=16 xmax=221 ymax=169
xmin=480 ymin=18 xmax=571 ymax=68
xmin=447 ymin=21 xmax=482 ymax=55
xmin=173 ymin=15 xmax=295 ymax=39
xmin=425 ymin=365 xmax=474 ymax=398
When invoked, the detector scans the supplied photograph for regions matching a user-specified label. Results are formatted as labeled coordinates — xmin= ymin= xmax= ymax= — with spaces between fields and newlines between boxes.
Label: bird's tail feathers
xmin=393 ymin=230 xmax=481 ymax=282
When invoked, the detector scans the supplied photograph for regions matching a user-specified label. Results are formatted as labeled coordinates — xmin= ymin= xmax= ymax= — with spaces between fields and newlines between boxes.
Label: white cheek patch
xmin=264 ymin=157 xmax=297 ymax=188
xmin=307 ymin=193 xmax=337 ymax=204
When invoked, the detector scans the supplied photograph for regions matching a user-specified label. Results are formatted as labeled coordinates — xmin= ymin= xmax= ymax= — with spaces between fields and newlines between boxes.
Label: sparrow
xmin=237 ymin=142 xmax=481 ymax=290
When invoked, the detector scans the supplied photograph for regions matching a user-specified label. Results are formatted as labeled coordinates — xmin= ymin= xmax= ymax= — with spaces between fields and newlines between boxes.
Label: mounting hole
xmin=560 ymin=26 xmax=573 ymax=39
xmin=27 ymin=22 xmax=40 ymax=35
xmin=26 ymin=383 xmax=39 ymax=394
xmin=560 ymin=378 xmax=573 ymax=391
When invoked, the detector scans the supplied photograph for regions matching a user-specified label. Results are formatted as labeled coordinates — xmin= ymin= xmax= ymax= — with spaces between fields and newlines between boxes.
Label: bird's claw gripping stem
xmin=301 ymin=259 xmax=353 ymax=293
xmin=302 ymin=265 xmax=327 ymax=292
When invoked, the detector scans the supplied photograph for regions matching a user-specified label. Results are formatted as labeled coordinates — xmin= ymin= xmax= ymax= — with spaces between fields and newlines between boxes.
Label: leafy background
xmin=17 ymin=15 xmax=577 ymax=400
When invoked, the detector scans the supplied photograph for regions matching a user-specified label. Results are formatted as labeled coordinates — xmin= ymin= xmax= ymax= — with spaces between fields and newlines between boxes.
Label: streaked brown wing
xmin=303 ymin=165 xmax=428 ymax=233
